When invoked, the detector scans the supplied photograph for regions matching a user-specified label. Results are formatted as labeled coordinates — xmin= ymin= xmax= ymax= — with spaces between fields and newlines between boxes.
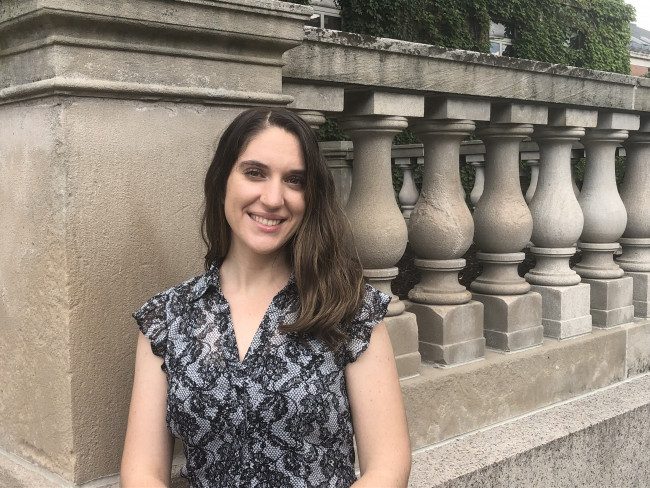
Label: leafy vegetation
xmin=334 ymin=0 xmax=635 ymax=74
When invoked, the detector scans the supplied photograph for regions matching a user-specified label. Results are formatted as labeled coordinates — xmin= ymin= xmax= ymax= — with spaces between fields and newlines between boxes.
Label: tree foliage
xmin=334 ymin=0 xmax=634 ymax=74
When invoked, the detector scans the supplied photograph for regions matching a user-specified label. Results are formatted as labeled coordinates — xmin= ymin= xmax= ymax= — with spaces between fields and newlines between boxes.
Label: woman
xmin=121 ymin=107 xmax=411 ymax=487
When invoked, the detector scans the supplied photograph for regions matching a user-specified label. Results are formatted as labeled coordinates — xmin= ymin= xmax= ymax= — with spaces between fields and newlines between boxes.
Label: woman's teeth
xmin=251 ymin=215 xmax=282 ymax=226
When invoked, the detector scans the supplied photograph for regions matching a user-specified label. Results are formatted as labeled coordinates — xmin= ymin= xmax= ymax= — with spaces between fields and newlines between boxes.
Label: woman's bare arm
xmin=121 ymin=332 xmax=174 ymax=487
xmin=345 ymin=321 xmax=411 ymax=487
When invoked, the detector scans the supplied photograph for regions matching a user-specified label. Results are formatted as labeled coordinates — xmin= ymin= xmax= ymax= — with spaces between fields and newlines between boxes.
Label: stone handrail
xmin=283 ymin=27 xmax=650 ymax=377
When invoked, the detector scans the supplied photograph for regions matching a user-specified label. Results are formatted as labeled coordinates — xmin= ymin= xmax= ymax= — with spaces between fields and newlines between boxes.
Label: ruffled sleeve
xmin=132 ymin=292 xmax=170 ymax=359
xmin=342 ymin=284 xmax=391 ymax=365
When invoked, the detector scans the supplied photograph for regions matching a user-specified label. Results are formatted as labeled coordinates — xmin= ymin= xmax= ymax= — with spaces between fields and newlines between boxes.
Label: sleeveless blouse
xmin=133 ymin=264 xmax=390 ymax=487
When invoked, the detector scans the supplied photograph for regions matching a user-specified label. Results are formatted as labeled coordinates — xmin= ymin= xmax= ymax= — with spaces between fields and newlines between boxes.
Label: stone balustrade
xmin=3 ymin=1 xmax=650 ymax=485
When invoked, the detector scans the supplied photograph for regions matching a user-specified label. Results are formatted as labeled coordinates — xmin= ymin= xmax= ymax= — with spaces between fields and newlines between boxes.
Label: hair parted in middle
xmin=201 ymin=107 xmax=365 ymax=349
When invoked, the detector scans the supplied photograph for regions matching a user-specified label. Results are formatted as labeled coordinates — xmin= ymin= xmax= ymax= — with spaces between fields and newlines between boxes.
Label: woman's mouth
xmin=250 ymin=214 xmax=284 ymax=226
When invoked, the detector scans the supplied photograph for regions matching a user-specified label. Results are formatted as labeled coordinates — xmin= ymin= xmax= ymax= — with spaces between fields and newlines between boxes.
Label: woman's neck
xmin=220 ymin=249 xmax=291 ymax=293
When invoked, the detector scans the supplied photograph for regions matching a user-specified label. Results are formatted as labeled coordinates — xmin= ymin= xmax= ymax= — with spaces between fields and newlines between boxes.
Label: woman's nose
xmin=259 ymin=180 xmax=284 ymax=208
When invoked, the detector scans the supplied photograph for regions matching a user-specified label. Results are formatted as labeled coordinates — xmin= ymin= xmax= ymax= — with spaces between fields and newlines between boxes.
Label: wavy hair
xmin=201 ymin=107 xmax=364 ymax=349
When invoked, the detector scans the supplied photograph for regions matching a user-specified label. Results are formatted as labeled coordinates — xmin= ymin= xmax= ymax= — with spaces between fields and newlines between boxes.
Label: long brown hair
xmin=201 ymin=107 xmax=364 ymax=349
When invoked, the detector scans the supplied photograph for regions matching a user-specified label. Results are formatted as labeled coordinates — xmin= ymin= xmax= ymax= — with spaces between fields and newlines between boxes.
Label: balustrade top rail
xmin=284 ymin=27 xmax=650 ymax=114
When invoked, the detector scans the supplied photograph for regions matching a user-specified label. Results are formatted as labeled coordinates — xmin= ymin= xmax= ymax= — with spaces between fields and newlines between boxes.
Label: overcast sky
xmin=627 ymin=0 xmax=650 ymax=31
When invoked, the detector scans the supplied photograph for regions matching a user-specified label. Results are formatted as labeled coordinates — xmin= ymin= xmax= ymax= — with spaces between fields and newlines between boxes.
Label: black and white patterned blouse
xmin=133 ymin=263 xmax=390 ymax=487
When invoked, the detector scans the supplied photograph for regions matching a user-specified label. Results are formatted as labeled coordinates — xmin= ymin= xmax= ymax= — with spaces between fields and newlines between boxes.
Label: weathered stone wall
xmin=0 ymin=0 xmax=312 ymax=483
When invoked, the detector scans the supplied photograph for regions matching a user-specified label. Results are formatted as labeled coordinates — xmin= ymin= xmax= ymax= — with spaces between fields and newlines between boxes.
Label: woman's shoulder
xmin=132 ymin=267 xmax=217 ymax=357
xmin=138 ymin=266 xmax=218 ymax=312
xmin=339 ymin=283 xmax=391 ymax=364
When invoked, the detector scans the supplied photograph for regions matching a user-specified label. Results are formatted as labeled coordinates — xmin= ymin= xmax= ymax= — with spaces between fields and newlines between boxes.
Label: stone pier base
xmin=582 ymin=277 xmax=634 ymax=328
xmin=624 ymin=271 xmax=650 ymax=318
xmin=472 ymin=292 xmax=543 ymax=351
xmin=384 ymin=312 xmax=421 ymax=378
xmin=408 ymin=301 xmax=485 ymax=366
xmin=529 ymin=283 xmax=592 ymax=339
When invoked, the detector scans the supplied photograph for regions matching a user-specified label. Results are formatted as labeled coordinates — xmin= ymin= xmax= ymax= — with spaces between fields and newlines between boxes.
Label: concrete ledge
xmin=401 ymin=319 xmax=650 ymax=449
xmin=284 ymin=28 xmax=650 ymax=113
xmin=409 ymin=373 xmax=650 ymax=487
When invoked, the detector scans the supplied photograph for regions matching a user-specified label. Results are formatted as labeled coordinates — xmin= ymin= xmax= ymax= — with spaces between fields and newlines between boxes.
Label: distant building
xmin=306 ymin=0 xmax=341 ymax=30
xmin=629 ymin=24 xmax=650 ymax=76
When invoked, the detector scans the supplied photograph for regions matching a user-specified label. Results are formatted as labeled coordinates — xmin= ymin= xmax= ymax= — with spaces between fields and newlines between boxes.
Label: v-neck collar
xmin=201 ymin=262 xmax=297 ymax=366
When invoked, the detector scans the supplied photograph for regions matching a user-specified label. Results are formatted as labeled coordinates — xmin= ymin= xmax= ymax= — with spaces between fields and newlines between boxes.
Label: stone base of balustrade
xmin=472 ymin=292 xmax=543 ymax=352
xmin=624 ymin=271 xmax=650 ymax=318
xmin=529 ymin=283 xmax=592 ymax=340
xmin=582 ymin=277 xmax=634 ymax=328
xmin=407 ymin=300 xmax=485 ymax=367
xmin=384 ymin=311 xmax=421 ymax=379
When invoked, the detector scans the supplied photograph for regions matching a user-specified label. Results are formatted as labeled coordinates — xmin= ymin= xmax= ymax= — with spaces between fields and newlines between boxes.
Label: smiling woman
xmin=120 ymin=107 xmax=412 ymax=488
xmin=224 ymin=126 xmax=306 ymax=264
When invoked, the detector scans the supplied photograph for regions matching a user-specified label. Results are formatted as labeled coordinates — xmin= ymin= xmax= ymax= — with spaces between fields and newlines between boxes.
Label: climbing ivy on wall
xmin=334 ymin=0 xmax=634 ymax=74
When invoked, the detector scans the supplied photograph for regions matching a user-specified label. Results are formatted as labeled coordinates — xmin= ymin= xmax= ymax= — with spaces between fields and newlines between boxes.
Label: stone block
xmin=418 ymin=338 xmax=485 ymax=366
xmin=582 ymin=277 xmax=634 ymax=328
xmin=591 ymin=306 xmax=635 ymax=328
xmin=344 ymin=90 xmax=424 ymax=117
xmin=542 ymin=316 xmax=592 ymax=340
xmin=401 ymin=325 xmax=632 ymax=450
xmin=384 ymin=312 xmax=419 ymax=357
xmin=283 ymin=82 xmax=344 ymax=112
xmin=484 ymin=326 xmax=544 ymax=352
xmin=530 ymin=283 xmax=592 ymax=339
xmin=625 ymin=271 xmax=650 ymax=318
xmin=409 ymin=374 xmax=650 ymax=487
xmin=583 ymin=276 xmax=633 ymax=310
xmin=425 ymin=97 xmax=491 ymax=121
xmin=409 ymin=301 xmax=484 ymax=344
xmin=385 ymin=312 xmax=420 ymax=378
xmin=472 ymin=292 xmax=543 ymax=351
xmin=597 ymin=112 xmax=640 ymax=131
xmin=395 ymin=352 xmax=421 ymax=380
xmin=627 ymin=320 xmax=650 ymax=377
xmin=548 ymin=107 xmax=598 ymax=128
xmin=409 ymin=301 xmax=485 ymax=366
xmin=491 ymin=103 xmax=548 ymax=125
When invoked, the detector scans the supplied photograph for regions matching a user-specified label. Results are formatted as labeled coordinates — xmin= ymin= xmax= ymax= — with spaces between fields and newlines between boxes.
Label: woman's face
xmin=224 ymin=126 xmax=306 ymax=261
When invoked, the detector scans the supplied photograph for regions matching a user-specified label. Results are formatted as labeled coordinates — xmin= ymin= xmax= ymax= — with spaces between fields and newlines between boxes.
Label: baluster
xmin=525 ymin=108 xmax=597 ymax=339
xmin=575 ymin=113 xmax=640 ymax=328
xmin=522 ymin=152 xmax=540 ymax=204
xmin=407 ymin=98 xmax=490 ymax=366
xmin=396 ymin=157 xmax=419 ymax=221
xmin=618 ymin=117 xmax=650 ymax=317
xmin=469 ymin=157 xmax=486 ymax=205
xmin=320 ymin=141 xmax=353 ymax=206
xmin=570 ymin=147 xmax=584 ymax=197
xmin=471 ymin=104 xmax=547 ymax=352
xmin=340 ymin=90 xmax=424 ymax=378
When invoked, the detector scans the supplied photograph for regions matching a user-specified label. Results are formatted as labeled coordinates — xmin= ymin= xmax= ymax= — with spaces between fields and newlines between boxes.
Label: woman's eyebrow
xmin=237 ymin=160 xmax=305 ymax=175
xmin=237 ymin=160 xmax=267 ymax=170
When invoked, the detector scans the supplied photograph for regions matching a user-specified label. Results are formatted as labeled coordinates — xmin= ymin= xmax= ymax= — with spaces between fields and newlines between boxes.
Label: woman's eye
xmin=245 ymin=169 xmax=264 ymax=178
xmin=286 ymin=176 xmax=305 ymax=187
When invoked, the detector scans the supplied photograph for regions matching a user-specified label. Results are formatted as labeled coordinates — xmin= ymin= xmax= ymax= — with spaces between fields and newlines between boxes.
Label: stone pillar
xmin=396 ymin=157 xmax=419 ymax=221
xmin=320 ymin=141 xmax=354 ymax=206
xmin=526 ymin=109 xmax=598 ymax=340
xmin=469 ymin=157 xmax=486 ymax=206
xmin=407 ymin=98 xmax=490 ymax=366
xmin=522 ymin=152 xmax=540 ymax=204
xmin=619 ymin=117 xmax=650 ymax=318
xmin=340 ymin=90 xmax=424 ymax=378
xmin=570 ymin=147 xmax=584 ymax=197
xmin=471 ymin=104 xmax=547 ymax=352
xmin=0 ymin=0 xmax=312 ymax=485
xmin=576 ymin=113 xmax=640 ymax=328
